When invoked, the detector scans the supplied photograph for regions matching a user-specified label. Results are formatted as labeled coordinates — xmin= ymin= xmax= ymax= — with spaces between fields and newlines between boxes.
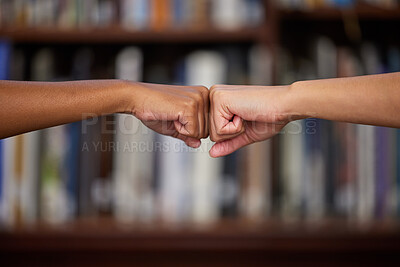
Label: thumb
xmin=209 ymin=133 xmax=251 ymax=158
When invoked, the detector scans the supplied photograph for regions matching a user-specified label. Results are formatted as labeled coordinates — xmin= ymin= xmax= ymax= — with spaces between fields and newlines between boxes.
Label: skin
xmin=0 ymin=80 xmax=209 ymax=148
xmin=1 ymin=72 xmax=399 ymax=156
xmin=209 ymin=72 xmax=400 ymax=157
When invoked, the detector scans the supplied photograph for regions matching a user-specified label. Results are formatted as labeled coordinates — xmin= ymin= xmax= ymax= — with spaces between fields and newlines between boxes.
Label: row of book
xmin=0 ymin=0 xmax=264 ymax=30
xmin=277 ymin=37 xmax=400 ymax=221
xmin=1 ymin=37 xmax=400 ymax=228
xmin=0 ymin=39 xmax=273 ymax=227
xmin=277 ymin=0 xmax=399 ymax=9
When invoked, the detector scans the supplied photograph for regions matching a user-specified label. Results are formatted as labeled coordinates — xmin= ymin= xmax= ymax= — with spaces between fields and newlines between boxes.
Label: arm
xmin=209 ymin=72 xmax=400 ymax=157
xmin=288 ymin=72 xmax=400 ymax=127
xmin=0 ymin=80 xmax=209 ymax=147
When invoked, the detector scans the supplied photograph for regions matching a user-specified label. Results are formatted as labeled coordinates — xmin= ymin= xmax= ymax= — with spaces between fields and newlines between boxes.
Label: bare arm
xmin=288 ymin=72 xmax=400 ymax=127
xmin=209 ymin=72 xmax=400 ymax=157
xmin=0 ymin=80 xmax=208 ymax=147
xmin=0 ymin=80 xmax=130 ymax=139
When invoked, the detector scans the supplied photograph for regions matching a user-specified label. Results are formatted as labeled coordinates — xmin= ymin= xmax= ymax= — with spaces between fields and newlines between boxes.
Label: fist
xmin=209 ymin=84 xmax=291 ymax=157
xmin=131 ymin=82 xmax=209 ymax=148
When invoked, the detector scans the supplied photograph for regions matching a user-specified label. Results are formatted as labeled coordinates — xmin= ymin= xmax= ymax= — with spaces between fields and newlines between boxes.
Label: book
xmin=0 ymin=42 xmax=41 ymax=227
xmin=360 ymin=42 xmax=393 ymax=219
xmin=280 ymin=120 xmax=305 ymax=221
xmin=236 ymin=45 xmax=273 ymax=220
xmin=244 ymin=0 xmax=264 ymax=27
xmin=65 ymin=48 xmax=95 ymax=218
xmin=19 ymin=131 xmax=40 ymax=225
xmin=40 ymin=126 xmax=70 ymax=224
xmin=30 ymin=48 xmax=69 ymax=224
xmin=158 ymin=135 xmax=192 ymax=224
xmin=121 ymin=0 xmax=149 ymax=30
xmin=387 ymin=46 xmax=400 ymax=216
xmin=211 ymin=0 xmax=246 ymax=30
xmin=241 ymin=142 xmax=272 ymax=221
xmin=0 ymin=138 xmax=3 ymax=224
xmin=334 ymin=47 xmax=361 ymax=219
xmin=185 ymin=50 xmax=226 ymax=224
xmin=151 ymin=0 xmax=171 ymax=30
xmin=356 ymin=125 xmax=376 ymax=222
xmin=0 ymin=136 xmax=17 ymax=227
xmin=171 ymin=0 xmax=187 ymax=28
xmin=307 ymin=36 xmax=337 ymax=219
xmin=113 ymin=47 xmax=156 ymax=222
xmin=219 ymin=46 xmax=246 ymax=218
xmin=0 ymin=39 xmax=11 ymax=226
xmin=1 ymin=0 xmax=266 ymax=30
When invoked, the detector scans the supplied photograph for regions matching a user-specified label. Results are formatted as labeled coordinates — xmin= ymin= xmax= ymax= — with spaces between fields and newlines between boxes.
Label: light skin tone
xmin=0 ymin=80 xmax=209 ymax=148
xmin=209 ymin=72 xmax=400 ymax=157
xmin=1 ymin=72 xmax=399 ymax=157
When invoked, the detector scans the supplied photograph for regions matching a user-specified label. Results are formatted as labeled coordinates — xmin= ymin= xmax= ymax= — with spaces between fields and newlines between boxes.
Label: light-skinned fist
xmin=209 ymin=84 xmax=294 ymax=157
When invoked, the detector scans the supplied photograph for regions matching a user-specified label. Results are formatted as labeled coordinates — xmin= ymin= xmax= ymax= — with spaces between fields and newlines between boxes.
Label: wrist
xmin=284 ymin=81 xmax=312 ymax=121
xmin=115 ymin=80 xmax=140 ymax=114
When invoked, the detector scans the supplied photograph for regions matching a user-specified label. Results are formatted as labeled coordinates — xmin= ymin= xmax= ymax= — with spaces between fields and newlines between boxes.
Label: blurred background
xmin=1 ymin=0 xmax=400 ymax=266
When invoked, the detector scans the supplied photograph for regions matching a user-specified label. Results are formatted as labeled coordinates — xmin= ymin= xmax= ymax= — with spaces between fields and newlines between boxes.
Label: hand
xmin=209 ymin=84 xmax=295 ymax=157
xmin=130 ymin=82 xmax=209 ymax=148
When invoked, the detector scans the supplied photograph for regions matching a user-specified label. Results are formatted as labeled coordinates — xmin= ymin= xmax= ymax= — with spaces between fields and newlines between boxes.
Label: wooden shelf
xmin=0 ymin=26 xmax=267 ymax=44
xmin=279 ymin=4 xmax=400 ymax=20
xmin=1 ymin=219 xmax=400 ymax=266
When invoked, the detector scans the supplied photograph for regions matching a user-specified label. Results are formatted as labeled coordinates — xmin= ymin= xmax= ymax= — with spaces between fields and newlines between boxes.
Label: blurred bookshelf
xmin=1 ymin=218 xmax=400 ymax=266
xmin=1 ymin=0 xmax=400 ymax=266
xmin=279 ymin=3 xmax=400 ymax=20
xmin=0 ymin=27 xmax=266 ymax=44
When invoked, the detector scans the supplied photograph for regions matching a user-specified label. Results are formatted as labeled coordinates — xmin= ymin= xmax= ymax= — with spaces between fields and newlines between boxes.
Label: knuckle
xmin=200 ymin=89 xmax=209 ymax=100
xmin=184 ymin=124 xmax=196 ymax=137
xmin=210 ymin=132 xmax=222 ymax=143
xmin=209 ymin=84 xmax=219 ymax=92
xmin=216 ymin=128 xmax=224 ymax=136
xmin=185 ymin=97 xmax=197 ymax=110
xmin=200 ymin=86 xmax=210 ymax=96
xmin=210 ymin=84 xmax=225 ymax=92
xmin=192 ymin=91 xmax=203 ymax=102
xmin=210 ymin=87 xmax=225 ymax=100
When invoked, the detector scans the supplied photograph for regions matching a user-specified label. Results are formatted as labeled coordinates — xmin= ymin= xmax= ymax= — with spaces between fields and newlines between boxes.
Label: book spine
xmin=303 ymin=118 xmax=326 ymax=220
xmin=20 ymin=131 xmax=40 ymax=225
xmin=1 ymin=137 xmax=16 ymax=227
xmin=280 ymin=120 xmax=305 ymax=221
xmin=220 ymin=152 xmax=239 ymax=218
xmin=65 ymin=122 xmax=81 ymax=218
xmin=151 ymin=0 xmax=171 ymax=30
xmin=356 ymin=125 xmax=376 ymax=222
xmin=397 ymin=130 xmax=400 ymax=217
xmin=375 ymin=126 xmax=390 ymax=218
xmin=0 ymin=39 xmax=11 ymax=226
xmin=185 ymin=50 xmax=226 ymax=224
xmin=0 ymin=139 xmax=3 ymax=224
xmin=158 ymin=135 xmax=192 ymax=224
xmin=40 ymin=126 xmax=69 ymax=224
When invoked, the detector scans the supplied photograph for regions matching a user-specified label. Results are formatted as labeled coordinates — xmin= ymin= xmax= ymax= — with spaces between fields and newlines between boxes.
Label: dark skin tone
xmin=0 ymin=80 xmax=209 ymax=148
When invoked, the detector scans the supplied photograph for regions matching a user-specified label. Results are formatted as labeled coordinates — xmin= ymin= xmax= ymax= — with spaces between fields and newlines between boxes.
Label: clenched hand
xmin=208 ymin=84 xmax=293 ymax=157
xmin=130 ymin=82 xmax=209 ymax=148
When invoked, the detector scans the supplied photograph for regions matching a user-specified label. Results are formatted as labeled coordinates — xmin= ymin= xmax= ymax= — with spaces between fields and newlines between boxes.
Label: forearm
xmin=286 ymin=72 xmax=400 ymax=127
xmin=0 ymin=80 xmax=133 ymax=139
